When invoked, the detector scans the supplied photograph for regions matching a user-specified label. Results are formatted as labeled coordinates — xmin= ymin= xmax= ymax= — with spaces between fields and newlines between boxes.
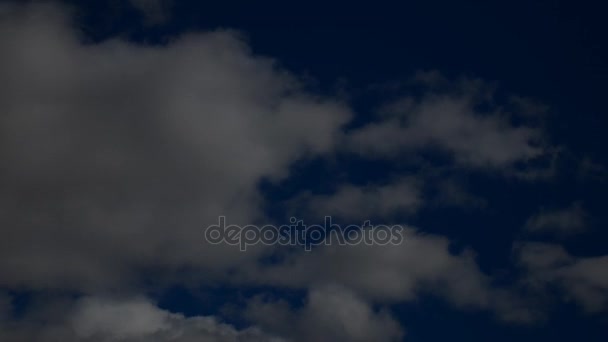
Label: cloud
xmin=71 ymin=297 xmax=173 ymax=340
xmin=0 ymin=2 xmax=592 ymax=339
xmin=0 ymin=293 xmax=11 ymax=321
xmin=347 ymin=75 xmax=547 ymax=171
xmin=71 ymin=297 xmax=286 ymax=342
xmin=525 ymin=202 xmax=587 ymax=236
xmin=0 ymin=295 xmax=285 ymax=342
xmin=516 ymin=242 xmax=608 ymax=313
xmin=129 ymin=0 xmax=170 ymax=24
xmin=509 ymin=95 xmax=549 ymax=119
xmin=0 ymin=290 xmax=402 ymax=341
xmin=0 ymin=2 xmax=350 ymax=291
xmin=243 ymin=227 xmax=485 ymax=302
xmin=240 ymin=226 xmax=536 ymax=322
xmin=246 ymin=285 xmax=403 ymax=342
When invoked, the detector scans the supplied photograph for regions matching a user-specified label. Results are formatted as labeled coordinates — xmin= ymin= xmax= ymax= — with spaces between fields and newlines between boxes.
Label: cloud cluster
xmin=0 ymin=2 xmax=604 ymax=341
xmin=241 ymin=226 xmax=536 ymax=323
xmin=71 ymin=297 xmax=286 ymax=342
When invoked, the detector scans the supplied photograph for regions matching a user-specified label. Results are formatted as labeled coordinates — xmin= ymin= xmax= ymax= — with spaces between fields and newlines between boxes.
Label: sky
xmin=0 ymin=0 xmax=607 ymax=341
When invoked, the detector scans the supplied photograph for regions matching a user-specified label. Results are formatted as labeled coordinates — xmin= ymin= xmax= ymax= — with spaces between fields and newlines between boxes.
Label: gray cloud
xmin=1 ymin=2 xmax=598 ymax=340
xmin=347 ymin=76 xmax=547 ymax=171
xmin=0 ymin=295 xmax=285 ymax=342
xmin=525 ymin=202 xmax=587 ymax=236
xmin=240 ymin=226 xmax=536 ymax=323
xmin=246 ymin=285 xmax=403 ymax=342
xmin=71 ymin=297 xmax=286 ymax=342
xmin=516 ymin=242 xmax=608 ymax=313
xmin=0 ymin=290 xmax=403 ymax=342
xmin=0 ymin=2 xmax=350 ymax=292
xmin=129 ymin=0 xmax=171 ymax=24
